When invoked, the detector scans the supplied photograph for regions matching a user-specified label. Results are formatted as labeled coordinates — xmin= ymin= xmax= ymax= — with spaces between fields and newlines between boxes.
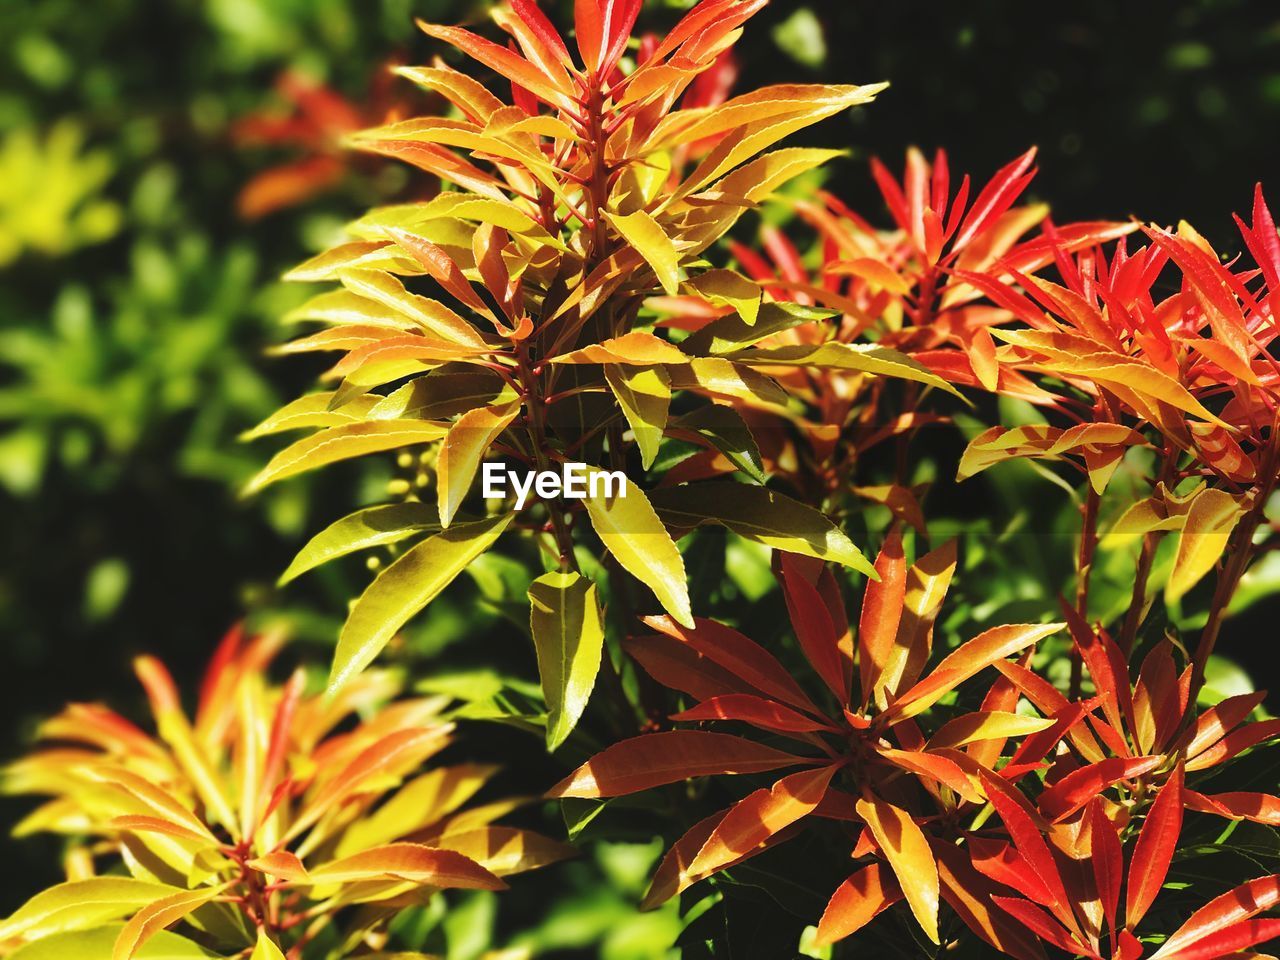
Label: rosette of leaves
xmin=0 ymin=628 xmax=569 ymax=960
xmin=550 ymin=528 xmax=1072 ymax=954
xmin=243 ymin=1 xmax=968 ymax=742
xmin=654 ymin=148 xmax=1132 ymax=521
xmin=955 ymin=187 xmax=1280 ymax=688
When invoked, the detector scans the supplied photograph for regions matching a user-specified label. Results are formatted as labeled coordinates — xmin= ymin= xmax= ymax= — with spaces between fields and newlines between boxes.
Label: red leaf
xmin=780 ymin=554 xmax=849 ymax=701
xmin=1154 ymin=876 xmax=1280 ymax=959
xmin=1037 ymin=756 xmax=1162 ymax=822
xmin=547 ymin=731 xmax=810 ymax=798
xmin=1126 ymin=762 xmax=1185 ymax=928
xmin=991 ymin=896 xmax=1090 ymax=957
xmin=1088 ymin=799 xmax=1123 ymax=937
xmin=1155 ymin=920 xmax=1280 ymax=960
xmin=672 ymin=694 xmax=836 ymax=734
xmin=624 ymin=635 xmax=754 ymax=702
xmin=643 ymin=615 xmax=823 ymax=716
xmin=1185 ymin=790 xmax=1280 ymax=826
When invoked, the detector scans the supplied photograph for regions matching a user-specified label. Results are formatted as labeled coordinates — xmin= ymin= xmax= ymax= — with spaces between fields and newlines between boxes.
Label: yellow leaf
xmin=604 ymin=365 xmax=671 ymax=470
xmin=0 ymin=879 xmax=180 ymax=943
xmin=730 ymin=342 xmax=964 ymax=398
xmin=330 ymin=514 xmax=514 ymax=690
xmin=529 ymin=572 xmax=606 ymax=751
xmin=244 ymin=421 xmax=449 ymax=496
xmin=855 ymin=795 xmax=939 ymax=944
xmin=604 ymin=209 xmax=682 ymax=295
xmin=250 ymin=930 xmax=286 ymax=960
xmin=583 ymin=472 xmax=693 ymax=628
xmin=437 ymin=402 xmax=521 ymax=526
xmin=1165 ymin=488 xmax=1247 ymax=605
xmin=549 ymin=331 xmax=689 ymax=366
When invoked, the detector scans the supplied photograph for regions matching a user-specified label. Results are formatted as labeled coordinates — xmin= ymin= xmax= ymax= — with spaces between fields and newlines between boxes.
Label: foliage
xmin=4 ymin=0 xmax=1280 ymax=959
xmin=1 ymin=627 xmax=568 ymax=959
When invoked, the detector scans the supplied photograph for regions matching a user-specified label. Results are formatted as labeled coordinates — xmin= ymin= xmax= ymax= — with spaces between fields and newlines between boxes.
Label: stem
xmin=1070 ymin=485 xmax=1100 ymax=699
xmin=516 ymin=341 xmax=576 ymax=572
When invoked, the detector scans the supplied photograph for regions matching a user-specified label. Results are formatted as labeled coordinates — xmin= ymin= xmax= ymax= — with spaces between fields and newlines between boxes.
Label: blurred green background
xmin=2 ymin=0 xmax=1278 ymax=952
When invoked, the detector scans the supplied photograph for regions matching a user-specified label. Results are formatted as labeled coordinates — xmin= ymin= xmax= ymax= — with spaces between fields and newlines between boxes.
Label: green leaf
xmin=685 ymin=269 xmax=763 ymax=326
xmin=773 ymin=8 xmax=827 ymax=68
xmin=330 ymin=514 xmax=515 ymax=691
xmin=244 ymin=420 xmax=448 ymax=495
xmin=437 ymin=402 xmax=520 ymax=526
xmin=528 ymin=572 xmax=606 ymax=750
xmin=672 ymin=406 xmax=766 ymax=483
xmin=730 ymin=342 xmax=964 ymax=398
xmin=604 ymin=365 xmax=671 ymax=471
xmin=682 ymin=302 xmax=834 ymax=356
xmin=278 ymin=503 xmax=440 ymax=586
xmin=0 ymin=880 xmax=179 ymax=943
xmin=7 ymin=926 xmax=219 ymax=959
xmin=604 ymin=210 xmax=681 ymax=295
xmin=649 ymin=483 xmax=875 ymax=576
xmin=583 ymin=471 xmax=693 ymax=627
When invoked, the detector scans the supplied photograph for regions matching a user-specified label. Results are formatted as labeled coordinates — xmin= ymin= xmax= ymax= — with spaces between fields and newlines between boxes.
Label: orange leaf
xmin=814 ymin=863 xmax=903 ymax=947
xmin=859 ymin=527 xmax=906 ymax=706
xmin=687 ymin=764 xmax=838 ymax=876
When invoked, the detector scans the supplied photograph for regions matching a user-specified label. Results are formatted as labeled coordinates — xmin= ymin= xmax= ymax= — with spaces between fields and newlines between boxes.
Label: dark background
xmin=2 ymin=0 xmax=1278 ymax=922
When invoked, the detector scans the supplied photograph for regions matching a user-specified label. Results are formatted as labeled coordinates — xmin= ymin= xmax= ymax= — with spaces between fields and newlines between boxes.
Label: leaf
xmin=886 ymin=622 xmax=1064 ymax=723
xmin=672 ymin=406 xmax=766 ymax=482
xmin=730 ymin=342 xmax=964 ymax=398
xmin=547 ymin=731 xmax=810 ymax=798
xmin=856 ymin=795 xmax=940 ymax=944
xmin=814 ymin=863 xmax=903 ymax=947
xmin=330 ymin=514 xmax=514 ymax=691
xmin=643 ymin=615 xmax=824 ymax=716
xmin=1037 ymin=756 xmax=1163 ymax=822
xmin=877 ymin=540 xmax=958 ymax=700
xmin=666 ymin=357 xmax=790 ymax=407
xmin=928 ymin=711 xmax=1055 ymax=749
xmin=528 ymin=572 xmax=606 ymax=750
xmin=1126 ymin=762 xmax=1185 ymax=928
xmin=8 ymin=927 xmax=217 ymax=960
xmin=550 ymin=331 xmax=689 ymax=365
xmin=649 ymin=482 xmax=874 ymax=576
xmin=337 ymin=269 xmax=488 ymax=347
xmin=303 ymin=843 xmax=505 ymax=890
xmin=583 ymin=472 xmax=693 ymax=628
xmin=1165 ymin=488 xmax=1246 ymax=605
xmin=250 ymin=930 xmax=286 ymax=960
xmin=1089 ymin=799 xmax=1123 ymax=938
xmin=859 ymin=528 xmax=907 ymax=706
xmin=687 ymin=764 xmax=838 ymax=876
xmin=671 ymin=694 xmax=833 ymax=734
xmin=242 ymin=392 xmax=379 ymax=439
xmin=604 ymin=365 xmax=671 ymax=470
xmin=1152 ymin=876 xmax=1280 ymax=959
xmin=430 ymin=826 xmax=575 ymax=876
xmin=437 ymin=402 xmax=520 ymax=527
xmin=245 ymin=421 xmax=449 ymax=495
xmin=278 ymin=503 xmax=440 ymax=585
xmin=681 ymin=301 xmax=833 ymax=355
xmin=604 ymin=210 xmax=681 ymax=295
xmin=112 ymin=886 xmax=224 ymax=960
xmin=685 ymin=269 xmax=762 ymax=326
xmin=0 ymin=880 xmax=180 ymax=942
